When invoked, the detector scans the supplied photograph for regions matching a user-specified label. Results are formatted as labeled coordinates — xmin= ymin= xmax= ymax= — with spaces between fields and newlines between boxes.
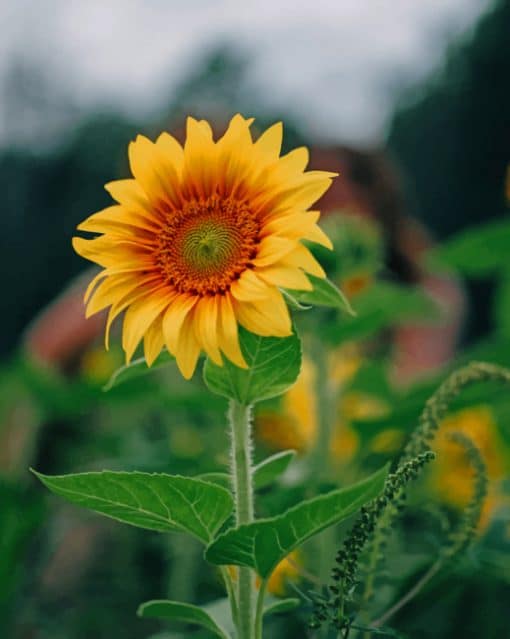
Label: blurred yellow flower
xmin=228 ymin=551 xmax=300 ymax=596
xmin=431 ymin=406 xmax=508 ymax=530
xmin=73 ymin=115 xmax=335 ymax=378
xmin=256 ymin=352 xmax=389 ymax=461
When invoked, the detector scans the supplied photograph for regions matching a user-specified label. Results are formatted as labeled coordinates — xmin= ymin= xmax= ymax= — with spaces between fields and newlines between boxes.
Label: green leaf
xmin=280 ymin=289 xmax=312 ymax=311
xmin=263 ymin=597 xmax=300 ymax=617
xmin=205 ymin=465 xmax=388 ymax=578
xmin=494 ymin=271 xmax=510 ymax=339
xmin=103 ymin=351 xmax=174 ymax=391
xmin=203 ymin=326 xmax=301 ymax=405
xmin=326 ymin=282 xmax=438 ymax=345
xmin=198 ymin=450 xmax=296 ymax=492
xmin=137 ymin=600 xmax=229 ymax=639
xmin=287 ymin=275 xmax=355 ymax=314
xmin=254 ymin=450 xmax=296 ymax=490
xmin=198 ymin=472 xmax=230 ymax=489
xmin=428 ymin=218 xmax=510 ymax=276
xmin=32 ymin=470 xmax=233 ymax=544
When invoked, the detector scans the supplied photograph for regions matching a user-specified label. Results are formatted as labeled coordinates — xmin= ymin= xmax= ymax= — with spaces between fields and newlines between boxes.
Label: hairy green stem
xmin=228 ymin=400 xmax=256 ymax=639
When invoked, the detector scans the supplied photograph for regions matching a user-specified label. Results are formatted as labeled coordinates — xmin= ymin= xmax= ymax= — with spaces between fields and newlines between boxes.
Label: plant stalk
xmin=228 ymin=399 xmax=256 ymax=639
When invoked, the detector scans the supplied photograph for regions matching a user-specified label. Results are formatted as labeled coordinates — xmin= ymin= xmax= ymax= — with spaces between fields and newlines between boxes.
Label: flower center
xmin=156 ymin=196 xmax=260 ymax=296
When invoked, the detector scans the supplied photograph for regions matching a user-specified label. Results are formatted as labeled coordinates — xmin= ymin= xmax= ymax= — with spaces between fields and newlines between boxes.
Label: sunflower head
xmin=73 ymin=115 xmax=336 ymax=379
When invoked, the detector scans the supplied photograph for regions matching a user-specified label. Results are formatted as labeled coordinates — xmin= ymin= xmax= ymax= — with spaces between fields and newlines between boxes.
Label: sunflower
xmin=73 ymin=115 xmax=335 ymax=378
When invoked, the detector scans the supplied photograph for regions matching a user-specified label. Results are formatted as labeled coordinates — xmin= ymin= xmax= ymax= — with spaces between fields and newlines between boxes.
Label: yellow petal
xmin=155 ymin=132 xmax=184 ymax=174
xmin=122 ymin=291 xmax=173 ymax=362
xmin=128 ymin=135 xmax=182 ymax=209
xmin=230 ymin=270 xmax=271 ymax=301
xmin=86 ymin=274 xmax=144 ymax=317
xmin=162 ymin=295 xmax=198 ymax=354
xmin=144 ymin=315 xmax=165 ymax=366
xmin=78 ymin=204 xmax=160 ymax=234
xmin=174 ymin=316 xmax=201 ymax=379
xmin=257 ymin=265 xmax=312 ymax=291
xmin=218 ymin=294 xmax=247 ymax=368
xmin=233 ymin=288 xmax=291 ymax=337
xmin=104 ymin=179 xmax=154 ymax=216
xmin=261 ymin=211 xmax=333 ymax=250
xmin=193 ymin=296 xmax=222 ymax=365
xmin=254 ymin=122 xmax=283 ymax=161
xmin=84 ymin=269 xmax=108 ymax=304
xmin=72 ymin=235 xmax=153 ymax=269
xmin=253 ymin=236 xmax=297 ymax=267
xmin=280 ymin=244 xmax=326 ymax=278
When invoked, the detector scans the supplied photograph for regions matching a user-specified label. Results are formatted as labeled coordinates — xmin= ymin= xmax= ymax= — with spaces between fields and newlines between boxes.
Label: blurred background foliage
xmin=1 ymin=1 xmax=509 ymax=638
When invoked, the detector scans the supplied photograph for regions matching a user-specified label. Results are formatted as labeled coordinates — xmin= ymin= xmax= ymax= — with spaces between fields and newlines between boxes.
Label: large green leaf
xmin=32 ymin=470 xmax=233 ymax=544
xmin=428 ymin=218 xmax=510 ymax=276
xmin=205 ymin=465 xmax=388 ymax=578
xmin=103 ymin=351 xmax=174 ymax=391
xmin=286 ymin=275 xmax=355 ymax=314
xmin=203 ymin=326 xmax=301 ymax=405
xmin=137 ymin=600 xmax=229 ymax=639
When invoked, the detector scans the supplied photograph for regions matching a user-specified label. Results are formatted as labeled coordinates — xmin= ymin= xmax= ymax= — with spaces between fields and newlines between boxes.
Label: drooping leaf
xmin=263 ymin=597 xmax=300 ymax=617
xmin=198 ymin=450 xmax=296 ymax=492
xmin=32 ymin=470 xmax=233 ymax=544
xmin=137 ymin=600 xmax=229 ymax=639
xmin=287 ymin=275 xmax=355 ymax=314
xmin=205 ymin=465 xmax=388 ymax=578
xmin=103 ymin=351 xmax=175 ymax=391
xmin=253 ymin=450 xmax=296 ymax=489
xmin=280 ymin=289 xmax=312 ymax=311
xmin=428 ymin=218 xmax=510 ymax=276
xmin=203 ymin=326 xmax=301 ymax=405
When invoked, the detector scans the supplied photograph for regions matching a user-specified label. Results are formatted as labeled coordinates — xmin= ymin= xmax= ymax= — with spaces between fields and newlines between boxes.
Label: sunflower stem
xmin=228 ymin=400 xmax=256 ymax=639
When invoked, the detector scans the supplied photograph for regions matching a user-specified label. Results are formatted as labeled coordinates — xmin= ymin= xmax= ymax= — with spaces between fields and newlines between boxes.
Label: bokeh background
xmin=1 ymin=1 xmax=509 ymax=638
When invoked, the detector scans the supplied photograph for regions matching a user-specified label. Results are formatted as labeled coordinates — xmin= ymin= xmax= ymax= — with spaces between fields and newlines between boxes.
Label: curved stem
xmin=228 ymin=400 xmax=256 ymax=639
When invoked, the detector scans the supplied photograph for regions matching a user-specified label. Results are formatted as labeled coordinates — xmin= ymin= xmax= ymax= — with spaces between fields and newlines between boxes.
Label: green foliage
xmin=286 ymin=275 xmax=355 ymax=314
xmin=203 ymin=327 xmax=301 ymax=405
xmin=253 ymin=450 xmax=296 ymax=490
xmin=263 ymin=598 xmax=300 ymax=616
xmin=103 ymin=351 xmax=175 ymax=391
xmin=199 ymin=450 xmax=296 ymax=492
xmin=326 ymin=282 xmax=438 ymax=345
xmin=205 ymin=465 xmax=388 ymax=578
xmin=309 ymin=453 xmax=435 ymax=633
xmin=428 ymin=218 xmax=510 ymax=277
xmin=32 ymin=470 xmax=233 ymax=544
xmin=137 ymin=600 xmax=230 ymax=639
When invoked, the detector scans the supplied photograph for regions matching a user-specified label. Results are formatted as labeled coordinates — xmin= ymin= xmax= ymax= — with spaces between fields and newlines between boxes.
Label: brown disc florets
xmin=156 ymin=195 xmax=260 ymax=296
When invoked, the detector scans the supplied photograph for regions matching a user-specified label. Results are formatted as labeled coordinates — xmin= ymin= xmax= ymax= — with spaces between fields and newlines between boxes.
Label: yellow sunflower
xmin=73 ymin=115 xmax=335 ymax=378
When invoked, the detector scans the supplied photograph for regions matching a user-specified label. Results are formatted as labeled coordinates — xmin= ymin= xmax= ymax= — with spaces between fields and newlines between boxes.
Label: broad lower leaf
xmin=203 ymin=326 xmax=301 ymax=405
xmin=254 ymin=450 xmax=296 ymax=490
xmin=103 ymin=351 xmax=174 ymax=391
xmin=205 ymin=465 xmax=388 ymax=578
xmin=199 ymin=472 xmax=230 ymax=489
xmin=137 ymin=600 xmax=229 ymax=639
xmin=33 ymin=470 xmax=233 ymax=544
xmin=287 ymin=275 xmax=355 ymax=314
xmin=263 ymin=597 xmax=300 ymax=616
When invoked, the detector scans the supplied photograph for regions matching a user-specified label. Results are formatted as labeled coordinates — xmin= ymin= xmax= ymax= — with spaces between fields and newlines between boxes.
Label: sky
xmin=0 ymin=0 xmax=492 ymax=147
